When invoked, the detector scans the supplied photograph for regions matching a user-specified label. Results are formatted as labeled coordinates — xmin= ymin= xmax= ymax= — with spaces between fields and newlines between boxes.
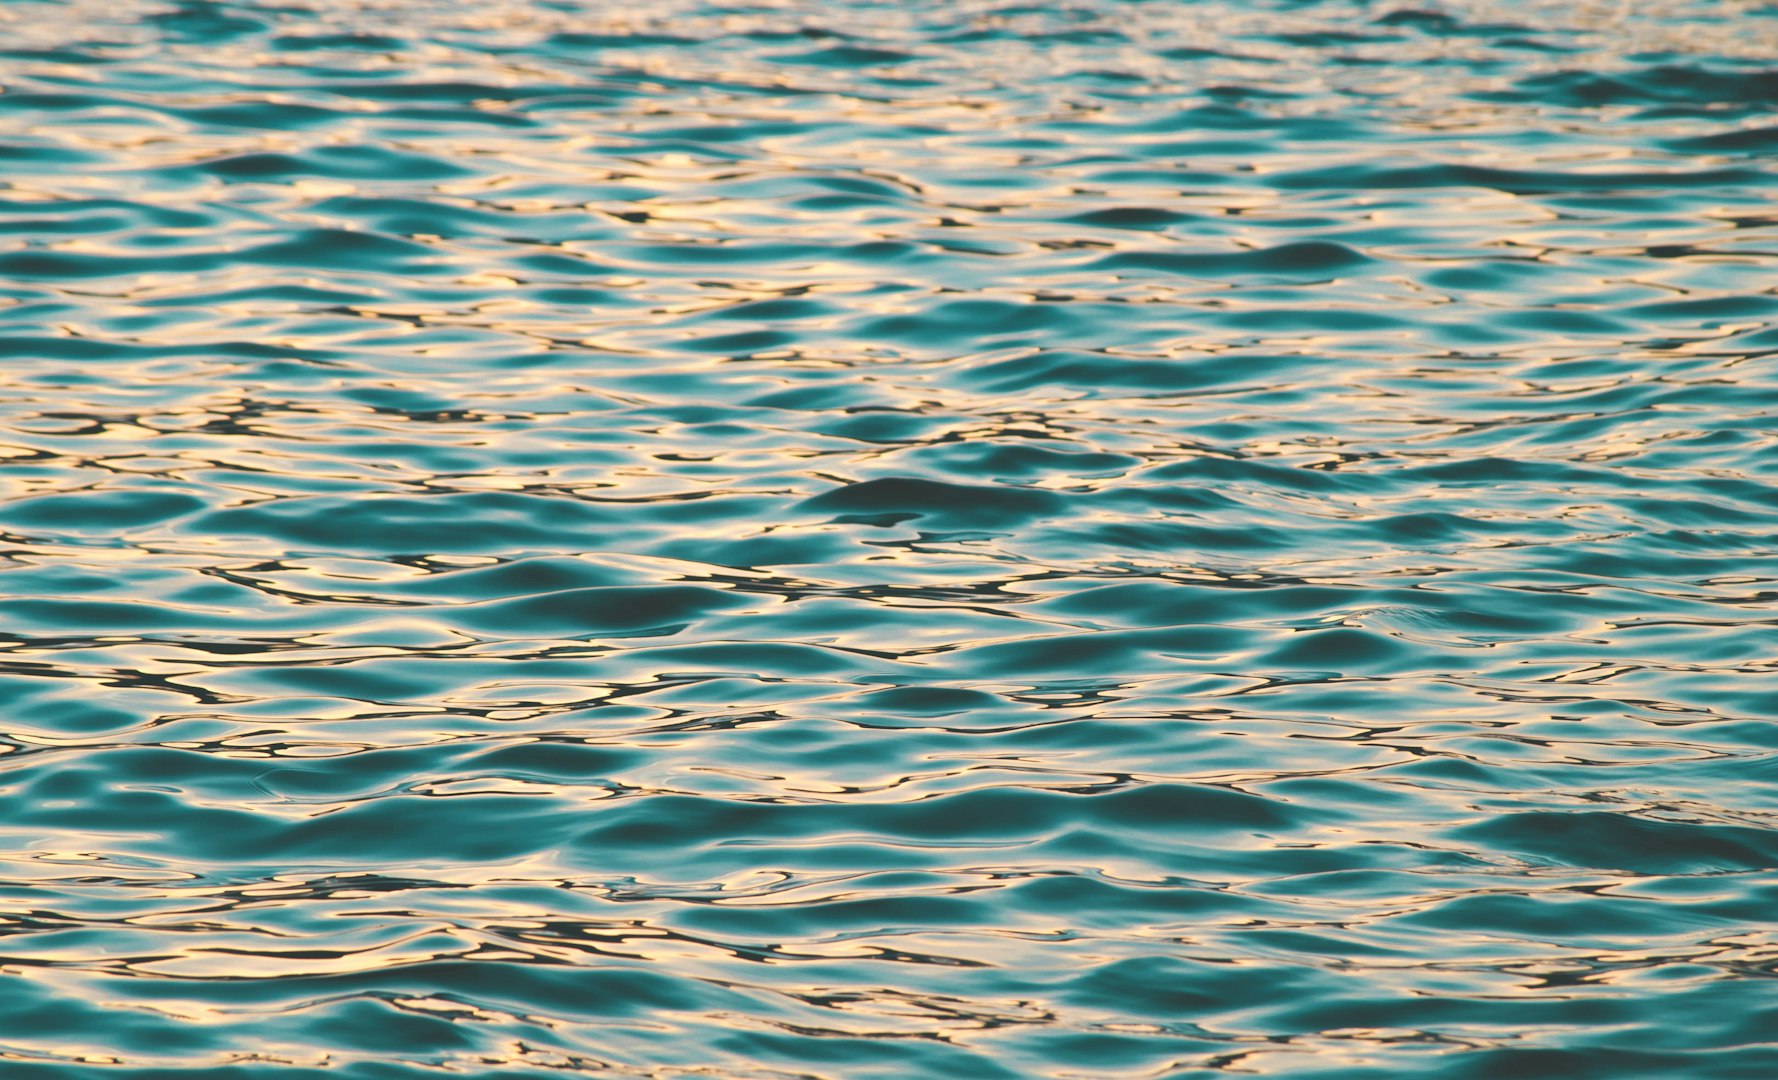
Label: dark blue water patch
xmin=0 ymin=91 xmax=140 ymax=113
xmin=1476 ymin=64 xmax=1778 ymax=110
xmin=191 ymin=145 xmax=476 ymax=181
xmin=303 ymin=79 xmax=555 ymax=103
xmin=239 ymin=229 xmax=447 ymax=274
xmin=0 ymin=142 xmax=109 ymax=165
xmin=0 ymin=488 xmax=207 ymax=532
xmin=771 ymin=45 xmax=919 ymax=67
xmin=0 ymin=45 xmax=131 ymax=64
xmin=1255 ymin=29 xmax=1406 ymax=47
xmin=547 ymin=31 xmax=699 ymax=50
xmin=1458 ymin=811 xmax=1778 ymax=874
xmin=189 ymin=492 xmax=633 ymax=553
xmin=1372 ymin=9 xmax=1535 ymax=37
xmin=1064 ymin=206 xmax=1202 ymax=230
xmin=168 ymin=100 xmax=352 ymax=129
xmin=802 ymin=476 xmax=1068 ymax=527
xmin=1091 ymin=240 xmax=1374 ymax=277
xmin=270 ymin=32 xmax=411 ymax=52
xmin=1264 ymin=162 xmax=1763 ymax=194
xmin=449 ymin=584 xmax=753 ymax=637
xmin=146 ymin=1 xmax=268 ymax=42
xmin=1662 ymin=124 xmax=1778 ymax=152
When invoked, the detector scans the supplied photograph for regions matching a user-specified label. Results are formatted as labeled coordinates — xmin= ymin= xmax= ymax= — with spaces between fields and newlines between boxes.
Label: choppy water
xmin=2 ymin=0 xmax=1777 ymax=1075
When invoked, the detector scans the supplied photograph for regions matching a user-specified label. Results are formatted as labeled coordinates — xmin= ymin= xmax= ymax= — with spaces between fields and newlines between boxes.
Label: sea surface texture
xmin=2 ymin=0 xmax=1777 ymax=1076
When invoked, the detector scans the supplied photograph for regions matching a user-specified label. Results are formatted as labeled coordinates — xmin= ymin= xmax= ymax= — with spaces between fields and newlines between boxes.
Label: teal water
xmin=2 ymin=0 xmax=1777 ymax=1075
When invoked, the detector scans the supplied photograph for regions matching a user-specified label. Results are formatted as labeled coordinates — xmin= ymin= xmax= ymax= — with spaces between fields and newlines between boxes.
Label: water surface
xmin=2 ymin=0 xmax=1777 ymax=1076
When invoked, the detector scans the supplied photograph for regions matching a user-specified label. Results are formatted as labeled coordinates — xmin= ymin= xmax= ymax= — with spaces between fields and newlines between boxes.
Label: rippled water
xmin=2 ymin=0 xmax=1777 ymax=1075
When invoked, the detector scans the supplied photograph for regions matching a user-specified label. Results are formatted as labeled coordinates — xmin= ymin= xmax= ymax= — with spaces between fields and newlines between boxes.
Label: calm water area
xmin=1 ymin=0 xmax=1777 ymax=1076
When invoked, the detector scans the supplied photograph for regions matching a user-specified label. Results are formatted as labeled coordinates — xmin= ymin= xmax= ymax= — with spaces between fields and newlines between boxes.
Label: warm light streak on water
xmin=1 ymin=0 xmax=1777 ymax=1076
